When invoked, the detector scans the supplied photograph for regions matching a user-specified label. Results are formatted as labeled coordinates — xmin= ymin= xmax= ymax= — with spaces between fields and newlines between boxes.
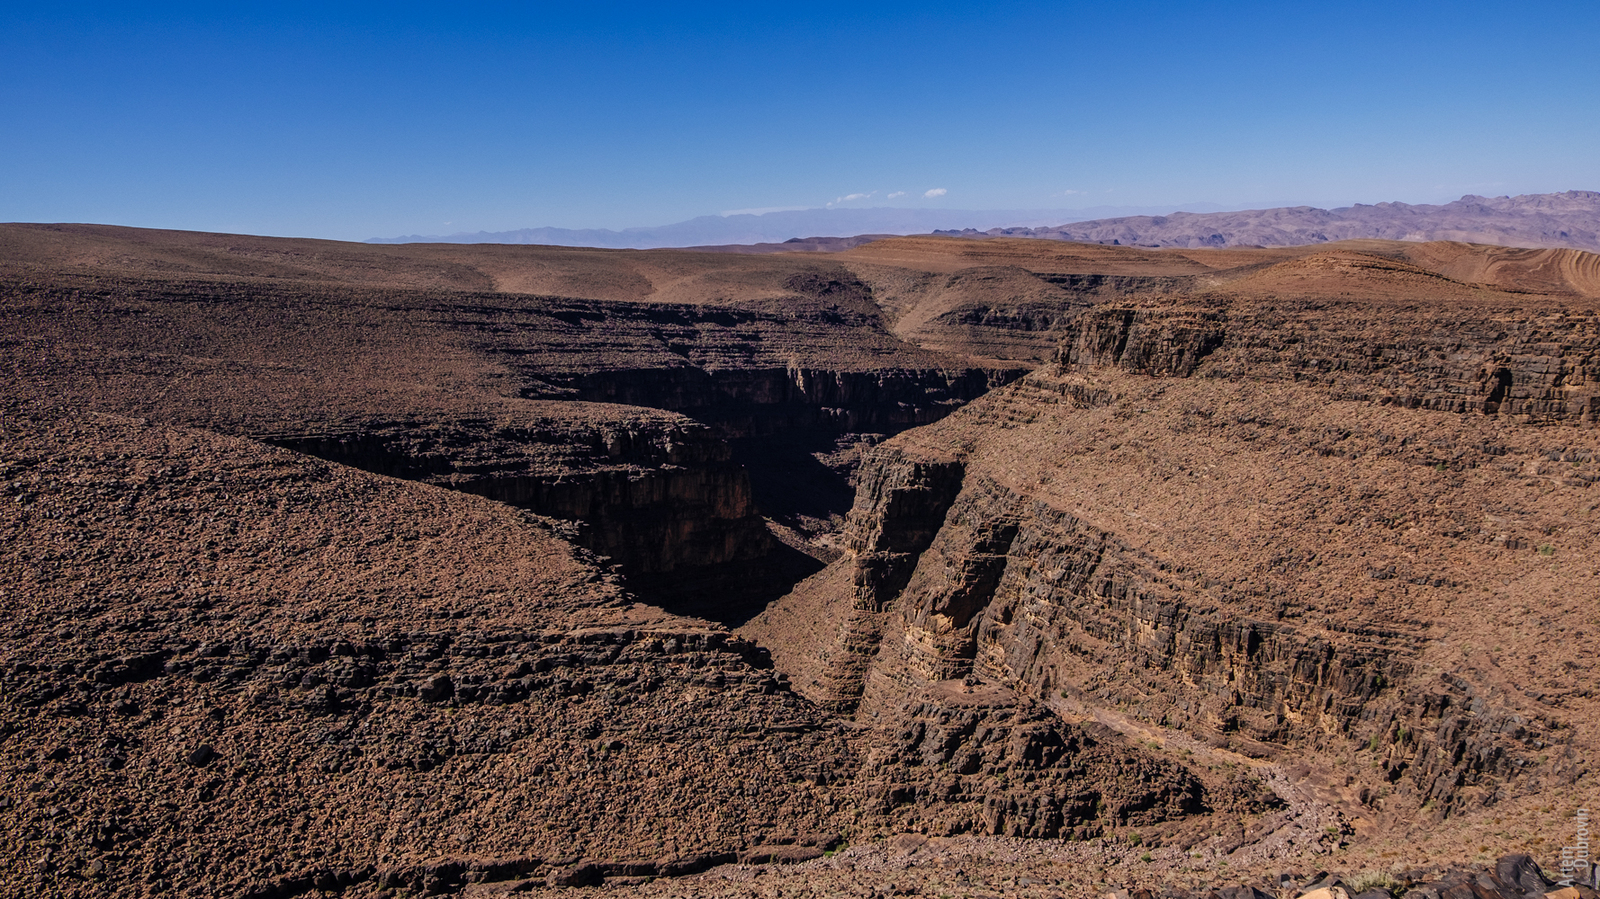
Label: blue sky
xmin=3 ymin=2 xmax=1597 ymax=241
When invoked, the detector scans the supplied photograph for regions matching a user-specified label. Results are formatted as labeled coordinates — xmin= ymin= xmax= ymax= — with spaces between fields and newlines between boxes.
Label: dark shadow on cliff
xmin=616 ymin=432 xmax=876 ymax=628
xmin=629 ymin=537 xmax=826 ymax=629
xmin=728 ymin=432 xmax=873 ymax=535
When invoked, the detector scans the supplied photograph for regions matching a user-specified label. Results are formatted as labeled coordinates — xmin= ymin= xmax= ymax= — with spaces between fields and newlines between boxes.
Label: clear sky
xmin=3 ymin=1 xmax=1597 ymax=241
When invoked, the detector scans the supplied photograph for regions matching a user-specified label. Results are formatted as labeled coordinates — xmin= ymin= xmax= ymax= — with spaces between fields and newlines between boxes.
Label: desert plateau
xmin=4 ymin=217 xmax=1600 ymax=899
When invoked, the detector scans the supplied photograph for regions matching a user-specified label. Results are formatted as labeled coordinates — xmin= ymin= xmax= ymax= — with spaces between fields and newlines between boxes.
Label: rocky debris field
xmin=4 ymin=225 xmax=1600 ymax=897
xmin=0 ymin=407 xmax=866 ymax=897
xmin=473 ymin=845 xmax=1600 ymax=899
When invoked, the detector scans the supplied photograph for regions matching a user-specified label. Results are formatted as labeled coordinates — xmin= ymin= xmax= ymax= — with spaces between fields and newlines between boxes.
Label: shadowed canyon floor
xmin=3 ymin=224 xmax=1599 ymax=898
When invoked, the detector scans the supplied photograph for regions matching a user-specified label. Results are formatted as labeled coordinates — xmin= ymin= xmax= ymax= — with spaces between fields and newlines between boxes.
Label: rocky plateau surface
xmin=4 ymin=224 xmax=1600 ymax=897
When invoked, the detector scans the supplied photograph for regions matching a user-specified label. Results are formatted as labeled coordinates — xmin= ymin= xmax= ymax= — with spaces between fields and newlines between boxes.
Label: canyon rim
xmin=3 ymin=218 xmax=1599 ymax=899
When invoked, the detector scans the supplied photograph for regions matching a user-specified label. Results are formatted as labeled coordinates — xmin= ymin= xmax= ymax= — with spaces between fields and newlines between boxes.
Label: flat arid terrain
xmin=3 ymin=222 xmax=1599 ymax=899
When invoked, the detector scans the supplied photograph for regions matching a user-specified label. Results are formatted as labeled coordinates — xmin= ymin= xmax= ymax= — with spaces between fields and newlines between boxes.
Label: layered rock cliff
xmin=754 ymin=265 xmax=1599 ymax=846
xmin=1 ymin=262 xmax=1020 ymax=593
xmin=266 ymin=412 xmax=771 ymax=578
xmin=0 ymin=407 xmax=1218 ymax=898
xmin=1059 ymin=292 xmax=1600 ymax=422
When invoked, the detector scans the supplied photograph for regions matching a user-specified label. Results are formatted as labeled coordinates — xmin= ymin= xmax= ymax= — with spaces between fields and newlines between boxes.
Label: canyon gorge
xmin=2 ymin=222 xmax=1598 ymax=898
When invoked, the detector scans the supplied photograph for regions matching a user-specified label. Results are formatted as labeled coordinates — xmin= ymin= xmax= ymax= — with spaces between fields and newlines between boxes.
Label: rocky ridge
xmin=747 ymin=244 xmax=1600 ymax=876
xmin=2 ymin=226 xmax=1230 ymax=897
xmin=968 ymin=190 xmax=1600 ymax=253
xmin=6 ymin=225 xmax=1600 ymax=896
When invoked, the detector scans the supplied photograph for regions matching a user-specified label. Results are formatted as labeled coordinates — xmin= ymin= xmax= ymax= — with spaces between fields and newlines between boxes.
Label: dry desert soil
xmin=2 ymin=223 xmax=1599 ymax=899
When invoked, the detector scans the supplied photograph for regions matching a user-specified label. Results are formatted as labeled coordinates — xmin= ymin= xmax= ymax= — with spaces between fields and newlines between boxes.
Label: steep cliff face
xmin=459 ymin=285 xmax=1023 ymax=558
xmin=746 ymin=447 xmax=1224 ymax=841
xmin=847 ymin=453 xmax=1556 ymax=817
xmin=0 ymin=410 xmax=857 ymax=899
xmin=1058 ymin=291 xmax=1600 ymax=423
xmin=267 ymin=412 xmax=771 ymax=577
xmin=762 ymin=314 xmax=1598 ymax=836
xmin=770 ymin=449 xmax=967 ymax=713
xmin=544 ymin=365 xmax=1007 ymax=438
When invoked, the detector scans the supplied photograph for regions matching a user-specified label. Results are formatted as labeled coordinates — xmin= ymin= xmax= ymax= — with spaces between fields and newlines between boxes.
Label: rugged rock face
xmin=745 ymin=448 xmax=1225 ymax=844
xmin=541 ymin=363 xmax=1006 ymax=438
xmin=267 ymin=413 xmax=772 ymax=577
xmin=754 ymin=251 xmax=1599 ymax=864
xmin=0 ymin=409 xmax=854 ymax=898
xmin=838 ymin=446 xmax=1561 ymax=817
xmin=1059 ymin=292 xmax=1600 ymax=422
xmin=9 ymin=226 xmax=1600 ymax=894
xmin=753 ymin=448 xmax=967 ymax=713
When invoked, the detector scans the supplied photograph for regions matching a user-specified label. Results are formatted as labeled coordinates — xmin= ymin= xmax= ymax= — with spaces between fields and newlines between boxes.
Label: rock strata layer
xmin=7 ymin=226 xmax=1600 ymax=893
xmin=750 ymin=248 xmax=1600 ymax=866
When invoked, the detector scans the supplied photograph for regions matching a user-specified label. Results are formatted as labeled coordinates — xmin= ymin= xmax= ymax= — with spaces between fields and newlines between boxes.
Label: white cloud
xmin=887 ymin=191 xmax=907 ymax=199
xmin=1062 ymin=189 xmax=1083 ymax=196
xmin=827 ymin=191 xmax=876 ymax=207
xmin=924 ymin=188 xmax=947 ymax=198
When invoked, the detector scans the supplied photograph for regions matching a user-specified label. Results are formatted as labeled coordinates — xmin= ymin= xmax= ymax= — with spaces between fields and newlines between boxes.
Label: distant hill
xmin=365 ymin=203 xmax=1234 ymax=248
xmin=965 ymin=190 xmax=1600 ymax=253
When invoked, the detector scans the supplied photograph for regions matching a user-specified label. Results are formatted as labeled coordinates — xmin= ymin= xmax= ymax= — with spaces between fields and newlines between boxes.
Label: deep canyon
xmin=2 ymin=223 xmax=1598 ymax=899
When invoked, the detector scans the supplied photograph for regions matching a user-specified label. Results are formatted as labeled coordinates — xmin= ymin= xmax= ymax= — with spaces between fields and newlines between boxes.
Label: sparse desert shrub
xmin=1347 ymin=869 xmax=1406 ymax=897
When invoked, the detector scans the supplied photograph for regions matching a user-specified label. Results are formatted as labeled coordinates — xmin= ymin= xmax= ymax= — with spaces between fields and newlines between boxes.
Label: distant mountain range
xmin=365 ymin=204 xmax=1237 ymax=248
xmin=368 ymin=192 xmax=1600 ymax=254
xmin=965 ymin=191 xmax=1600 ymax=253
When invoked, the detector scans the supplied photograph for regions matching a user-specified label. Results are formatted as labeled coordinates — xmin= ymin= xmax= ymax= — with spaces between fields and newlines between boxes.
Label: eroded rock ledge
xmin=756 ymin=342 xmax=1595 ymax=825
xmin=1059 ymin=298 xmax=1600 ymax=423
xmin=265 ymin=412 xmax=772 ymax=577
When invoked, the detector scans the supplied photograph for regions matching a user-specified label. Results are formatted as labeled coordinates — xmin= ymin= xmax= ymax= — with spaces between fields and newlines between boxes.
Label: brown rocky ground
xmin=0 ymin=405 xmax=859 ymax=897
xmin=747 ymin=245 xmax=1600 ymax=894
xmin=4 ymin=224 xmax=1599 ymax=897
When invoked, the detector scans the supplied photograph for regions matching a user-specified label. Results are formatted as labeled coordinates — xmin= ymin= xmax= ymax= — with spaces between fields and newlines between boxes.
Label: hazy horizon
xmin=364 ymin=200 xmax=1261 ymax=244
